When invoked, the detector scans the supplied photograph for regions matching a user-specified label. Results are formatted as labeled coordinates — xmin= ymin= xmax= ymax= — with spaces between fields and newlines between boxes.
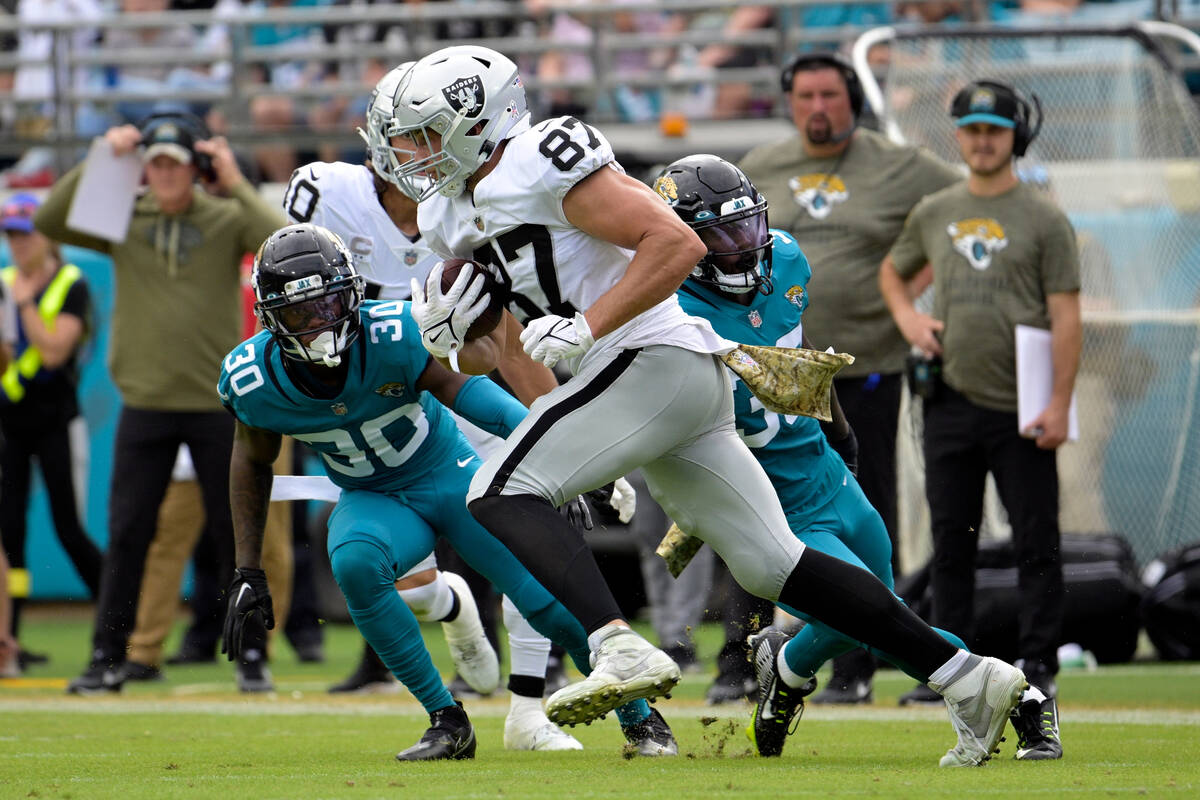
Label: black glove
xmin=221 ymin=567 xmax=274 ymax=662
xmin=560 ymin=494 xmax=594 ymax=531
xmin=827 ymin=427 xmax=859 ymax=477
xmin=584 ymin=482 xmax=623 ymax=525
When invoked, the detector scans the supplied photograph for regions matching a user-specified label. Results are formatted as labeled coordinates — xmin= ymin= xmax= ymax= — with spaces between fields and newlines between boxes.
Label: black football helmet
xmin=653 ymin=154 xmax=773 ymax=295
xmin=252 ymin=223 xmax=365 ymax=366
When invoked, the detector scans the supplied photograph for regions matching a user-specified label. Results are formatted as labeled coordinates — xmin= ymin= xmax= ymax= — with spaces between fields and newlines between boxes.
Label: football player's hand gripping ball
xmin=410 ymin=261 xmax=492 ymax=359
xmin=221 ymin=568 xmax=275 ymax=661
xmin=520 ymin=312 xmax=595 ymax=368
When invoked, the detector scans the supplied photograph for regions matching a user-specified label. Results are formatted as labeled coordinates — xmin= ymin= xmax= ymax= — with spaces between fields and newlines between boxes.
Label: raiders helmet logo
xmin=443 ymin=75 xmax=486 ymax=119
xmin=947 ymin=217 xmax=1008 ymax=270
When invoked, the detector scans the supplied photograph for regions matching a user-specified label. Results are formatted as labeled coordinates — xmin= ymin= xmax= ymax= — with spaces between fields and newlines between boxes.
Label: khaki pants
xmin=128 ymin=439 xmax=294 ymax=666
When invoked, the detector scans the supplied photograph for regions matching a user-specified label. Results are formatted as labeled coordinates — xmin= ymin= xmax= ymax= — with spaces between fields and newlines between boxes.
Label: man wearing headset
xmin=35 ymin=113 xmax=285 ymax=693
xmin=879 ymin=79 xmax=1079 ymax=761
xmin=739 ymin=52 xmax=961 ymax=704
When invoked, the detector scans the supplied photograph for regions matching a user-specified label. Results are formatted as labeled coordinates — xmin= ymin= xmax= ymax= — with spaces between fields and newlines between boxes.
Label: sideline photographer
xmin=34 ymin=112 xmax=284 ymax=694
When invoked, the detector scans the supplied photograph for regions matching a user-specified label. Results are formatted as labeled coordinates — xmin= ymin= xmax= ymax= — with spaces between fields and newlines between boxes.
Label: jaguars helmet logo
xmin=652 ymin=174 xmax=679 ymax=204
xmin=785 ymin=285 xmax=806 ymax=310
xmin=947 ymin=218 xmax=1008 ymax=270
xmin=789 ymin=174 xmax=848 ymax=220
xmin=442 ymin=75 xmax=485 ymax=119
xmin=374 ymin=382 xmax=407 ymax=399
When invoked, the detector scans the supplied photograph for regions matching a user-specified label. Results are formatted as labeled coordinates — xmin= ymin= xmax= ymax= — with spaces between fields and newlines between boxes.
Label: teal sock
xmin=615 ymin=699 xmax=651 ymax=727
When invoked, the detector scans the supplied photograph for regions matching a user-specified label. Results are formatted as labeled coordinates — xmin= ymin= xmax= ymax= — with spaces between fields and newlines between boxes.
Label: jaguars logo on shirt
xmin=788 ymin=174 xmax=849 ymax=220
xmin=947 ymin=218 xmax=1008 ymax=270
xmin=785 ymin=285 xmax=805 ymax=309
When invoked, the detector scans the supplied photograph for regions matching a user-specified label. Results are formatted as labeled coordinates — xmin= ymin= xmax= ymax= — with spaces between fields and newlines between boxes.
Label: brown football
xmin=437 ymin=257 xmax=506 ymax=341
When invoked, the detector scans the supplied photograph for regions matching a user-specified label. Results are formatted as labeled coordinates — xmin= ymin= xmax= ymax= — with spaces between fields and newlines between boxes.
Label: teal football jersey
xmin=676 ymin=230 xmax=844 ymax=522
xmin=218 ymin=300 xmax=463 ymax=492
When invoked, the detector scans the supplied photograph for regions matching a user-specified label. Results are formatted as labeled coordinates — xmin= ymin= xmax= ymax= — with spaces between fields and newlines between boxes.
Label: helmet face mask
xmin=388 ymin=46 xmax=529 ymax=201
xmin=253 ymin=224 xmax=366 ymax=367
xmin=654 ymin=155 xmax=773 ymax=296
xmin=359 ymin=62 xmax=421 ymax=190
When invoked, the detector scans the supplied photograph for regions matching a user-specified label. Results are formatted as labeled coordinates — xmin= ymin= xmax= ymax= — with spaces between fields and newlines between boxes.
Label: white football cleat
xmin=440 ymin=572 xmax=500 ymax=696
xmin=504 ymin=708 xmax=584 ymax=751
xmin=546 ymin=627 xmax=680 ymax=726
xmin=938 ymin=656 xmax=1028 ymax=767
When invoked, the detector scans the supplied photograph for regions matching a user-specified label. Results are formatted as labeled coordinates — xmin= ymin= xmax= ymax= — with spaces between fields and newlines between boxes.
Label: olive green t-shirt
xmin=35 ymin=164 xmax=285 ymax=411
xmin=889 ymin=181 xmax=1081 ymax=412
xmin=740 ymin=128 xmax=960 ymax=376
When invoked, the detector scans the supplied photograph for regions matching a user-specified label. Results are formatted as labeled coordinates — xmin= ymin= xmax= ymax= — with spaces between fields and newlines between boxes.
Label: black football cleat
xmin=746 ymin=628 xmax=817 ymax=757
xmin=621 ymin=707 xmax=678 ymax=757
xmin=396 ymin=701 xmax=476 ymax=761
xmin=1011 ymin=687 xmax=1063 ymax=761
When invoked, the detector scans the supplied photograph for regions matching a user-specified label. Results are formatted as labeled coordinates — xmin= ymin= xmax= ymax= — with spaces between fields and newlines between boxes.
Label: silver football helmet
xmin=358 ymin=61 xmax=415 ymax=187
xmin=386 ymin=46 xmax=530 ymax=201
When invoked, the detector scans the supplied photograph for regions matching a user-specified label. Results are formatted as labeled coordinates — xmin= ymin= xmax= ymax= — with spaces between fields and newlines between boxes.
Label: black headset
xmin=779 ymin=52 xmax=865 ymax=119
xmin=950 ymin=80 xmax=1044 ymax=157
xmin=138 ymin=110 xmax=217 ymax=181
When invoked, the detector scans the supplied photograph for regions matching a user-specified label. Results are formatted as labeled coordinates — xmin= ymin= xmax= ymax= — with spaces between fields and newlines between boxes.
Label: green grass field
xmin=3 ymin=606 xmax=1199 ymax=799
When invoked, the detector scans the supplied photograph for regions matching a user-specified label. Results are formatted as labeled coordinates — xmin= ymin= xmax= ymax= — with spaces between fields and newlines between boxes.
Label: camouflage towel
xmin=656 ymin=522 xmax=705 ymax=578
xmin=720 ymin=344 xmax=855 ymax=422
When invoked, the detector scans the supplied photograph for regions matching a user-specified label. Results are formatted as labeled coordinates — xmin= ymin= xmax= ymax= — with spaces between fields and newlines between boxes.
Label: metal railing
xmin=0 ymin=0 xmax=1195 ymax=166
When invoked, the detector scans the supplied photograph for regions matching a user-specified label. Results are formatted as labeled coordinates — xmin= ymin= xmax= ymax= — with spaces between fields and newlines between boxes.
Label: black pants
xmin=0 ymin=414 xmax=101 ymax=636
xmin=923 ymin=385 xmax=1064 ymax=671
xmin=91 ymin=407 xmax=235 ymax=662
xmin=833 ymin=373 xmax=902 ymax=561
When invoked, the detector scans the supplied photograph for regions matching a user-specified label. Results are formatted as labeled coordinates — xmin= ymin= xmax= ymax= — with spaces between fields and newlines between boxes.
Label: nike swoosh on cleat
xmin=457 ymin=456 xmax=475 ymax=467
xmin=760 ymin=677 xmax=778 ymax=720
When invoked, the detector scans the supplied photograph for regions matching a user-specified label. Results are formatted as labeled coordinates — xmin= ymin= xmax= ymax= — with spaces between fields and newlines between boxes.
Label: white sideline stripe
xmin=1 ymin=696 xmax=1197 ymax=726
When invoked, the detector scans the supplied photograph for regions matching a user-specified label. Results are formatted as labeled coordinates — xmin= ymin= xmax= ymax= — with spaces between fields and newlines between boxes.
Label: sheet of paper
xmin=270 ymin=475 xmax=341 ymax=504
xmin=65 ymin=138 xmax=142 ymax=242
xmin=1015 ymin=324 xmax=1079 ymax=441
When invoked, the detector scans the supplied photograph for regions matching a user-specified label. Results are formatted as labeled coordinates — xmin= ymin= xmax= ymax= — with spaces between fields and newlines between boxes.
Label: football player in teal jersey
xmin=656 ymin=155 xmax=974 ymax=762
xmin=219 ymin=223 xmax=673 ymax=760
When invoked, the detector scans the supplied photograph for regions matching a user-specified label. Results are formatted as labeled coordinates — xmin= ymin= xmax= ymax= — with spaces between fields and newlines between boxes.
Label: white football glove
xmin=409 ymin=261 xmax=492 ymax=359
xmin=520 ymin=312 xmax=595 ymax=368
xmin=609 ymin=476 xmax=637 ymax=524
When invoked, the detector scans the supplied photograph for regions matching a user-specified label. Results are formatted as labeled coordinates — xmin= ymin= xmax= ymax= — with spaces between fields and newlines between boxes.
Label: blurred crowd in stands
xmin=0 ymin=0 xmax=1193 ymax=185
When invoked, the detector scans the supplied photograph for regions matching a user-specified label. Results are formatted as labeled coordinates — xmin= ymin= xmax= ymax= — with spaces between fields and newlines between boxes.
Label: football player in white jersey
xmin=389 ymin=45 xmax=1030 ymax=765
xmin=278 ymin=64 xmax=594 ymax=752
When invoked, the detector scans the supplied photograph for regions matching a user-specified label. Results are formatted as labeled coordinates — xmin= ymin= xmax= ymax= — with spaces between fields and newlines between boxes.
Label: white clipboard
xmin=65 ymin=138 xmax=143 ymax=243
xmin=1015 ymin=324 xmax=1078 ymax=441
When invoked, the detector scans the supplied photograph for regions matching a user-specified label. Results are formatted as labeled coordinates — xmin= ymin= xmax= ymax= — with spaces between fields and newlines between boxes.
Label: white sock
xmin=502 ymin=595 xmax=552 ymax=678
xmin=397 ymin=571 xmax=455 ymax=622
xmin=927 ymin=649 xmax=973 ymax=692
xmin=776 ymin=646 xmax=811 ymax=689
xmin=508 ymin=692 xmax=545 ymax=720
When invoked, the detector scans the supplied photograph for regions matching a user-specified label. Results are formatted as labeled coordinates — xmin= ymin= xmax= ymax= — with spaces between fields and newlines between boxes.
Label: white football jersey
xmin=418 ymin=116 xmax=732 ymax=373
xmin=282 ymin=161 xmax=441 ymax=301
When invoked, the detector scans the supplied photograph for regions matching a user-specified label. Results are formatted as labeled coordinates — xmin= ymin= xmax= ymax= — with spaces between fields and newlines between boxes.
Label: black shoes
xmin=898 ymin=682 xmax=943 ymax=705
xmin=123 ymin=661 xmax=166 ymax=682
xmin=621 ymin=707 xmax=678 ymax=757
xmin=746 ymin=627 xmax=817 ymax=757
xmin=705 ymin=669 xmax=757 ymax=705
xmin=235 ymin=658 xmax=274 ymax=693
xmin=67 ymin=661 xmax=125 ymax=695
xmin=330 ymin=645 xmax=397 ymax=694
xmin=1010 ymin=688 xmax=1063 ymax=760
xmin=396 ymin=701 xmax=476 ymax=761
xmin=810 ymin=676 xmax=873 ymax=704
